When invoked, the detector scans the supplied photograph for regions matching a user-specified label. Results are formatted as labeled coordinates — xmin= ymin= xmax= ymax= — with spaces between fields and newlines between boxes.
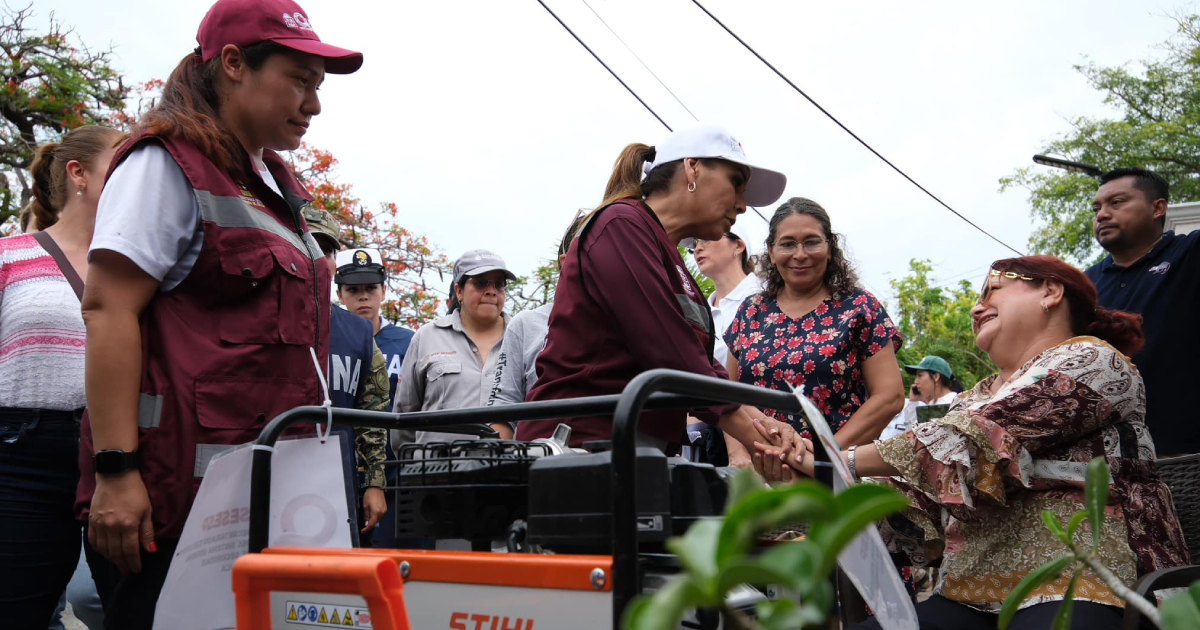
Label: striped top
xmin=0 ymin=233 xmax=86 ymax=410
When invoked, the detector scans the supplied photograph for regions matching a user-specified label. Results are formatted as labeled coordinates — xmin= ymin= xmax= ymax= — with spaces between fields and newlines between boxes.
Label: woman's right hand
xmin=88 ymin=471 xmax=155 ymax=574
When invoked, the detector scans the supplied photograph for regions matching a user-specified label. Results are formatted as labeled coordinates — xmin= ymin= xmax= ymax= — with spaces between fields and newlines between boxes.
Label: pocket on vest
xmin=216 ymin=244 xmax=313 ymax=345
xmin=195 ymin=375 xmax=310 ymax=433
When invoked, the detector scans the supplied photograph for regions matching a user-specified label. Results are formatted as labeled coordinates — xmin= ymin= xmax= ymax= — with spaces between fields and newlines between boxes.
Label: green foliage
xmin=623 ymin=470 xmax=907 ymax=630
xmin=1001 ymin=13 xmax=1200 ymax=265
xmin=0 ymin=5 xmax=130 ymax=224
xmin=890 ymin=259 xmax=995 ymax=390
xmin=1000 ymin=456 xmax=1199 ymax=630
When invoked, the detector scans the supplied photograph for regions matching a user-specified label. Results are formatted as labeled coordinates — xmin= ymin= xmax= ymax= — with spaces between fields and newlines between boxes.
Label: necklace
xmin=1134 ymin=235 xmax=1164 ymax=263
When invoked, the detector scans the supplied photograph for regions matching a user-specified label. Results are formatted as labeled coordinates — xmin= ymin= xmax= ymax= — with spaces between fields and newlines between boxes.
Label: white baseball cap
xmin=644 ymin=123 xmax=787 ymax=208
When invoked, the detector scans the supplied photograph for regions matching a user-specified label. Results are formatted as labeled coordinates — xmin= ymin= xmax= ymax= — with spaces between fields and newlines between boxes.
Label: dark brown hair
xmin=760 ymin=197 xmax=859 ymax=299
xmin=727 ymin=233 xmax=754 ymax=275
xmin=138 ymin=42 xmax=288 ymax=177
xmin=988 ymin=255 xmax=1144 ymax=356
xmin=27 ymin=126 xmax=127 ymax=229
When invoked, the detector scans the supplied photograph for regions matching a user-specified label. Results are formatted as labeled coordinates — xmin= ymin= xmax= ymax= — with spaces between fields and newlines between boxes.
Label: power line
xmin=689 ymin=0 xmax=1025 ymax=257
xmin=579 ymin=0 xmax=700 ymax=122
xmin=533 ymin=0 xmax=672 ymax=131
xmin=537 ymin=0 xmax=775 ymax=229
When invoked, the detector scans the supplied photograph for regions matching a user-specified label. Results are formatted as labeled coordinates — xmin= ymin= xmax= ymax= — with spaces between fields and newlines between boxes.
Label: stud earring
xmin=1041 ymin=302 xmax=1048 ymax=313
xmin=687 ymin=181 xmax=696 ymax=193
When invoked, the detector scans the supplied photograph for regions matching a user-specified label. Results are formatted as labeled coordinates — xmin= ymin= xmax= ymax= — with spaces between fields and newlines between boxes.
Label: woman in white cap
xmin=518 ymin=124 xmax=800 ymax=462
xmin=394 ymin=250 xmax=516 ymax=443
xmin=76 ymin=0 xmax=362 ymax=624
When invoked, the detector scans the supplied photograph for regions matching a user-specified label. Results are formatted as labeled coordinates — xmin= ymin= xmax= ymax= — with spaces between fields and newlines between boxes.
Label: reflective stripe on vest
xmin=195 ymin=190 xmax=322 ymax=260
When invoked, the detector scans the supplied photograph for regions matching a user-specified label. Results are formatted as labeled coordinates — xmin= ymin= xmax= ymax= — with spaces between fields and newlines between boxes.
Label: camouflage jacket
xmin=354 ymin=341 xmax=392 ymax=488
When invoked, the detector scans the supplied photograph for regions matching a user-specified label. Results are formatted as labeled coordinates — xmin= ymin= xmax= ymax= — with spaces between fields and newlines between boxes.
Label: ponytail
xmin=28 ymin=142 xmax=60 ymax=230
xmin=577 ymin=142 xmax=716 ymax=239
xmin=1086 ymin=308 xmax=1145 ymax=358
xmin=24 ymin=126 xmax=127 ymax=229
xmin=446 ymin=279 xmax=463 ymax=314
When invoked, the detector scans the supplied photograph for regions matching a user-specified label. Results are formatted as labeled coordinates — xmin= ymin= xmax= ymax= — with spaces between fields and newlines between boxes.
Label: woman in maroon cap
xmin=77 ymin=0 xmax=361 ymax=625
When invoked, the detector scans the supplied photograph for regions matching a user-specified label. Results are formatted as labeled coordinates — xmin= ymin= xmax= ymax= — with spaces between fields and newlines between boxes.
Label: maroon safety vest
xmin=76 ymin=132 xmax=332 ymax=540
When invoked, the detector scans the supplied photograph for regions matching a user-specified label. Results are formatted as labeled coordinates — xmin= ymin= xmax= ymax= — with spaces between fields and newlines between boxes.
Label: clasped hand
xmin=749 ymin=418 xmax=815 ymax=484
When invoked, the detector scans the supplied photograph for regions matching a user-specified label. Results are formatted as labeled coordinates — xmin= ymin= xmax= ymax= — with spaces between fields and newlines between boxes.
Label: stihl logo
xmin=448 ymin=612 xmax=534 ymax=630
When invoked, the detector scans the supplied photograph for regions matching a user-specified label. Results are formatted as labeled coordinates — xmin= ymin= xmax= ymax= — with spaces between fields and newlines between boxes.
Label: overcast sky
xmin=42 ymin=0 xmax=1182 ymax=307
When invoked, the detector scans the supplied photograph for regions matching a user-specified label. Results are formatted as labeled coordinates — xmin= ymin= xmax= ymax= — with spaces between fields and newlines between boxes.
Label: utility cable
xmin=534 ymin=0 xmax=673 ymax=131
xmin=690 ymin=0 xmax=1024 ymax=257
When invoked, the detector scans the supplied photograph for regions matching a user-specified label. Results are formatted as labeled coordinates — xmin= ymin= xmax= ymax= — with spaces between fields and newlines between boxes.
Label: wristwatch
xmin=846 ymin=445 xmax=859 ymax=482
xmin=94 ymin=449 xmax=141 ymax=475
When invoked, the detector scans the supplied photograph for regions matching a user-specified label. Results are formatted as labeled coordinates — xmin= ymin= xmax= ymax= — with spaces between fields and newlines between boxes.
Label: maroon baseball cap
xmin=197 ymin=0 xmax=363 ymax=74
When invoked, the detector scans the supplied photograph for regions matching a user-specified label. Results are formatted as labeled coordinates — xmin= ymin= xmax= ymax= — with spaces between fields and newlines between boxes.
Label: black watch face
xmin=95 ymin=450 xmax=138 ymax=474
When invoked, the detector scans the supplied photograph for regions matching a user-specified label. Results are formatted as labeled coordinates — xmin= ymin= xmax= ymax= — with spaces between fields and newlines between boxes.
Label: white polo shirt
xmin=710 ymin=273 xmax=766 ymax=367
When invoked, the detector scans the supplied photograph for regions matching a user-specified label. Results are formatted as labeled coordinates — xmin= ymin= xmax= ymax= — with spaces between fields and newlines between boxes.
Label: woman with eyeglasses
xmin=772 ymin=255 xmax=1189 ymax=630
xmin=725 ymin=197 xmax=906 ymax=458
xmin=394 ymin=249 xmax=515 ymax=442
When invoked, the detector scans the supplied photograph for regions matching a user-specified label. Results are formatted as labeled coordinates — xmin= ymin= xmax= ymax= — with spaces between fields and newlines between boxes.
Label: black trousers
xmin=852 ymin=594 xmax=1129 ymax=630
xmin=0 ymin=410 xmax=83 ymax=630
xmin=85 ymin=533 xmax=179 ymax=630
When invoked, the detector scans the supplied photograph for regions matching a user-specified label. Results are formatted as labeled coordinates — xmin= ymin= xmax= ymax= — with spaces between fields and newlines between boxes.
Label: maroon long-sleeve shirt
xmin=516 ymin=200 xmax=735 ymax=447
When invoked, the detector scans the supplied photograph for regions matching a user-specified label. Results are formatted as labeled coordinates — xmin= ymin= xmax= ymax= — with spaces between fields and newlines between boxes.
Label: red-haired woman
xmin=773 ymin=255 xmax=1190 ymax=630
xmin=76 ymin=0 xmax=361 ymax=626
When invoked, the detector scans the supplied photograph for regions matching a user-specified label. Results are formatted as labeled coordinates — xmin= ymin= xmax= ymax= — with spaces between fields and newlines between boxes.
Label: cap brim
xmin=272 ymin=37 xmax=363 ymax=74
xmin=712 ymin=155 xmax=787 ymax=208
xmin=336 ymin=269 xmax=385 ymax=285
xmin=903 ymin=365 xmax=921 ymax=374
xmin=462 ymin=266 xmax=518 ymax=281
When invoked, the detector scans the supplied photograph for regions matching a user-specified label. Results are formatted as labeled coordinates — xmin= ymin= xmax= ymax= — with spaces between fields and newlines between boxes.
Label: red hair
xmin=989 ymin=255 xmax=1144 ymax=357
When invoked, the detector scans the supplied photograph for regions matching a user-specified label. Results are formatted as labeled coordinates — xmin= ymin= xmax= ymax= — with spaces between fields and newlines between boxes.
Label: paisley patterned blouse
xmin=875 ymin=336 xmax=1190 ymax=613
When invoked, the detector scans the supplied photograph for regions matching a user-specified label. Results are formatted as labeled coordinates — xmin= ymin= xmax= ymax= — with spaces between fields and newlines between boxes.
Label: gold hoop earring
xmin=687 ymin=181 xmax=696 ymax=193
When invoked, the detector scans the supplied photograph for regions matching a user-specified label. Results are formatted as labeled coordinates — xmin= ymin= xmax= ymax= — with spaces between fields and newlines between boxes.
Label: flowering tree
xmin=287 ymin=143 xmax=451 ymax=328
xmin=0 ymin=4 xmax=130 ymax=225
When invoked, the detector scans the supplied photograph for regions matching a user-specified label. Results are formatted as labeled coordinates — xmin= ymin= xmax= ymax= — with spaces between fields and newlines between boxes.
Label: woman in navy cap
xmin=77 ymin=0 xmax=361 ymax=625
xmin=394 ymin=250 xmax=517 ymax=444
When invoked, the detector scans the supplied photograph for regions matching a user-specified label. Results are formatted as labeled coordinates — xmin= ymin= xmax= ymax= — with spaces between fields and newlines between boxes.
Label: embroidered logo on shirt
xmin=238 ymin=185 xmax=266 ymax=209
xmin=1148 ymin=261 xmax=1171 ymax=275
xmin=676 ymin=265 xmax=696 ymax=297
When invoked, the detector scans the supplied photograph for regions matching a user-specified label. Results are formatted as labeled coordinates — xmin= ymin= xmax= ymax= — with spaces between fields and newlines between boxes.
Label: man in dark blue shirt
xmin=1085 ymin=168 xmax=1200 ymax=454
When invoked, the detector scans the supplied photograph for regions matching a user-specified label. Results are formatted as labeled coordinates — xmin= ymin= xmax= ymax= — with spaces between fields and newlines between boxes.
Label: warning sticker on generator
xmin=284 ymin=601 xmax=372 ymax=628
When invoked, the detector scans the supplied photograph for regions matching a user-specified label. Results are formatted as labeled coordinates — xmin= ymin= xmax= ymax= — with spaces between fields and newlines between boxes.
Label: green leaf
xmin=621 ymin=577 xmax=705 ymax=630
xmin=755 ymin=597 xmax=828 ymax=630
xmin=1049 ymin=569 xmax=1081 ymax=630
xmin=716 ymin=541 xmax=823 ymax=596
xmin=1160 ymin=581 xmax=1200 ymax=630
xmin=665 ymin=519 xmax=722 ymax=589
xmin=717 ymin=481 xmax=837 ymax=567
xmin=1042 ymin=510 xmax=1071 ymax=546
xmin=807 ymin=484 xmax=909 ymax=575
xmin=1085 ymin=457 xmax=1111 ymax=550
xmin=724 ymin=468 xmax=764 ymax=513
xmin=998 ymin=556 xmax=1075 ymax=629
xmin=1066 ymin=511 xmax=1088 ymax=540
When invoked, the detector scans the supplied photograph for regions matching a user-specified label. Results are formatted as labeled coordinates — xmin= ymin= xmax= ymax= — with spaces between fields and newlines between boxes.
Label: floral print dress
xmin=724 ymin=289 xmax=903 ymax=437
xmin=875 ymin=337 xmax=1190 ymax=613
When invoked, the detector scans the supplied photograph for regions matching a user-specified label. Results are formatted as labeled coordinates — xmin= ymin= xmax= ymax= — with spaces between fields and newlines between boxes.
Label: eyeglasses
xmin=467 ymin=277 xmax=508 ymax=292
xmin=989 ymin=269 xmax=1035 ymax=281
xmin=772 ymin=238 xmax=828 ymax=255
